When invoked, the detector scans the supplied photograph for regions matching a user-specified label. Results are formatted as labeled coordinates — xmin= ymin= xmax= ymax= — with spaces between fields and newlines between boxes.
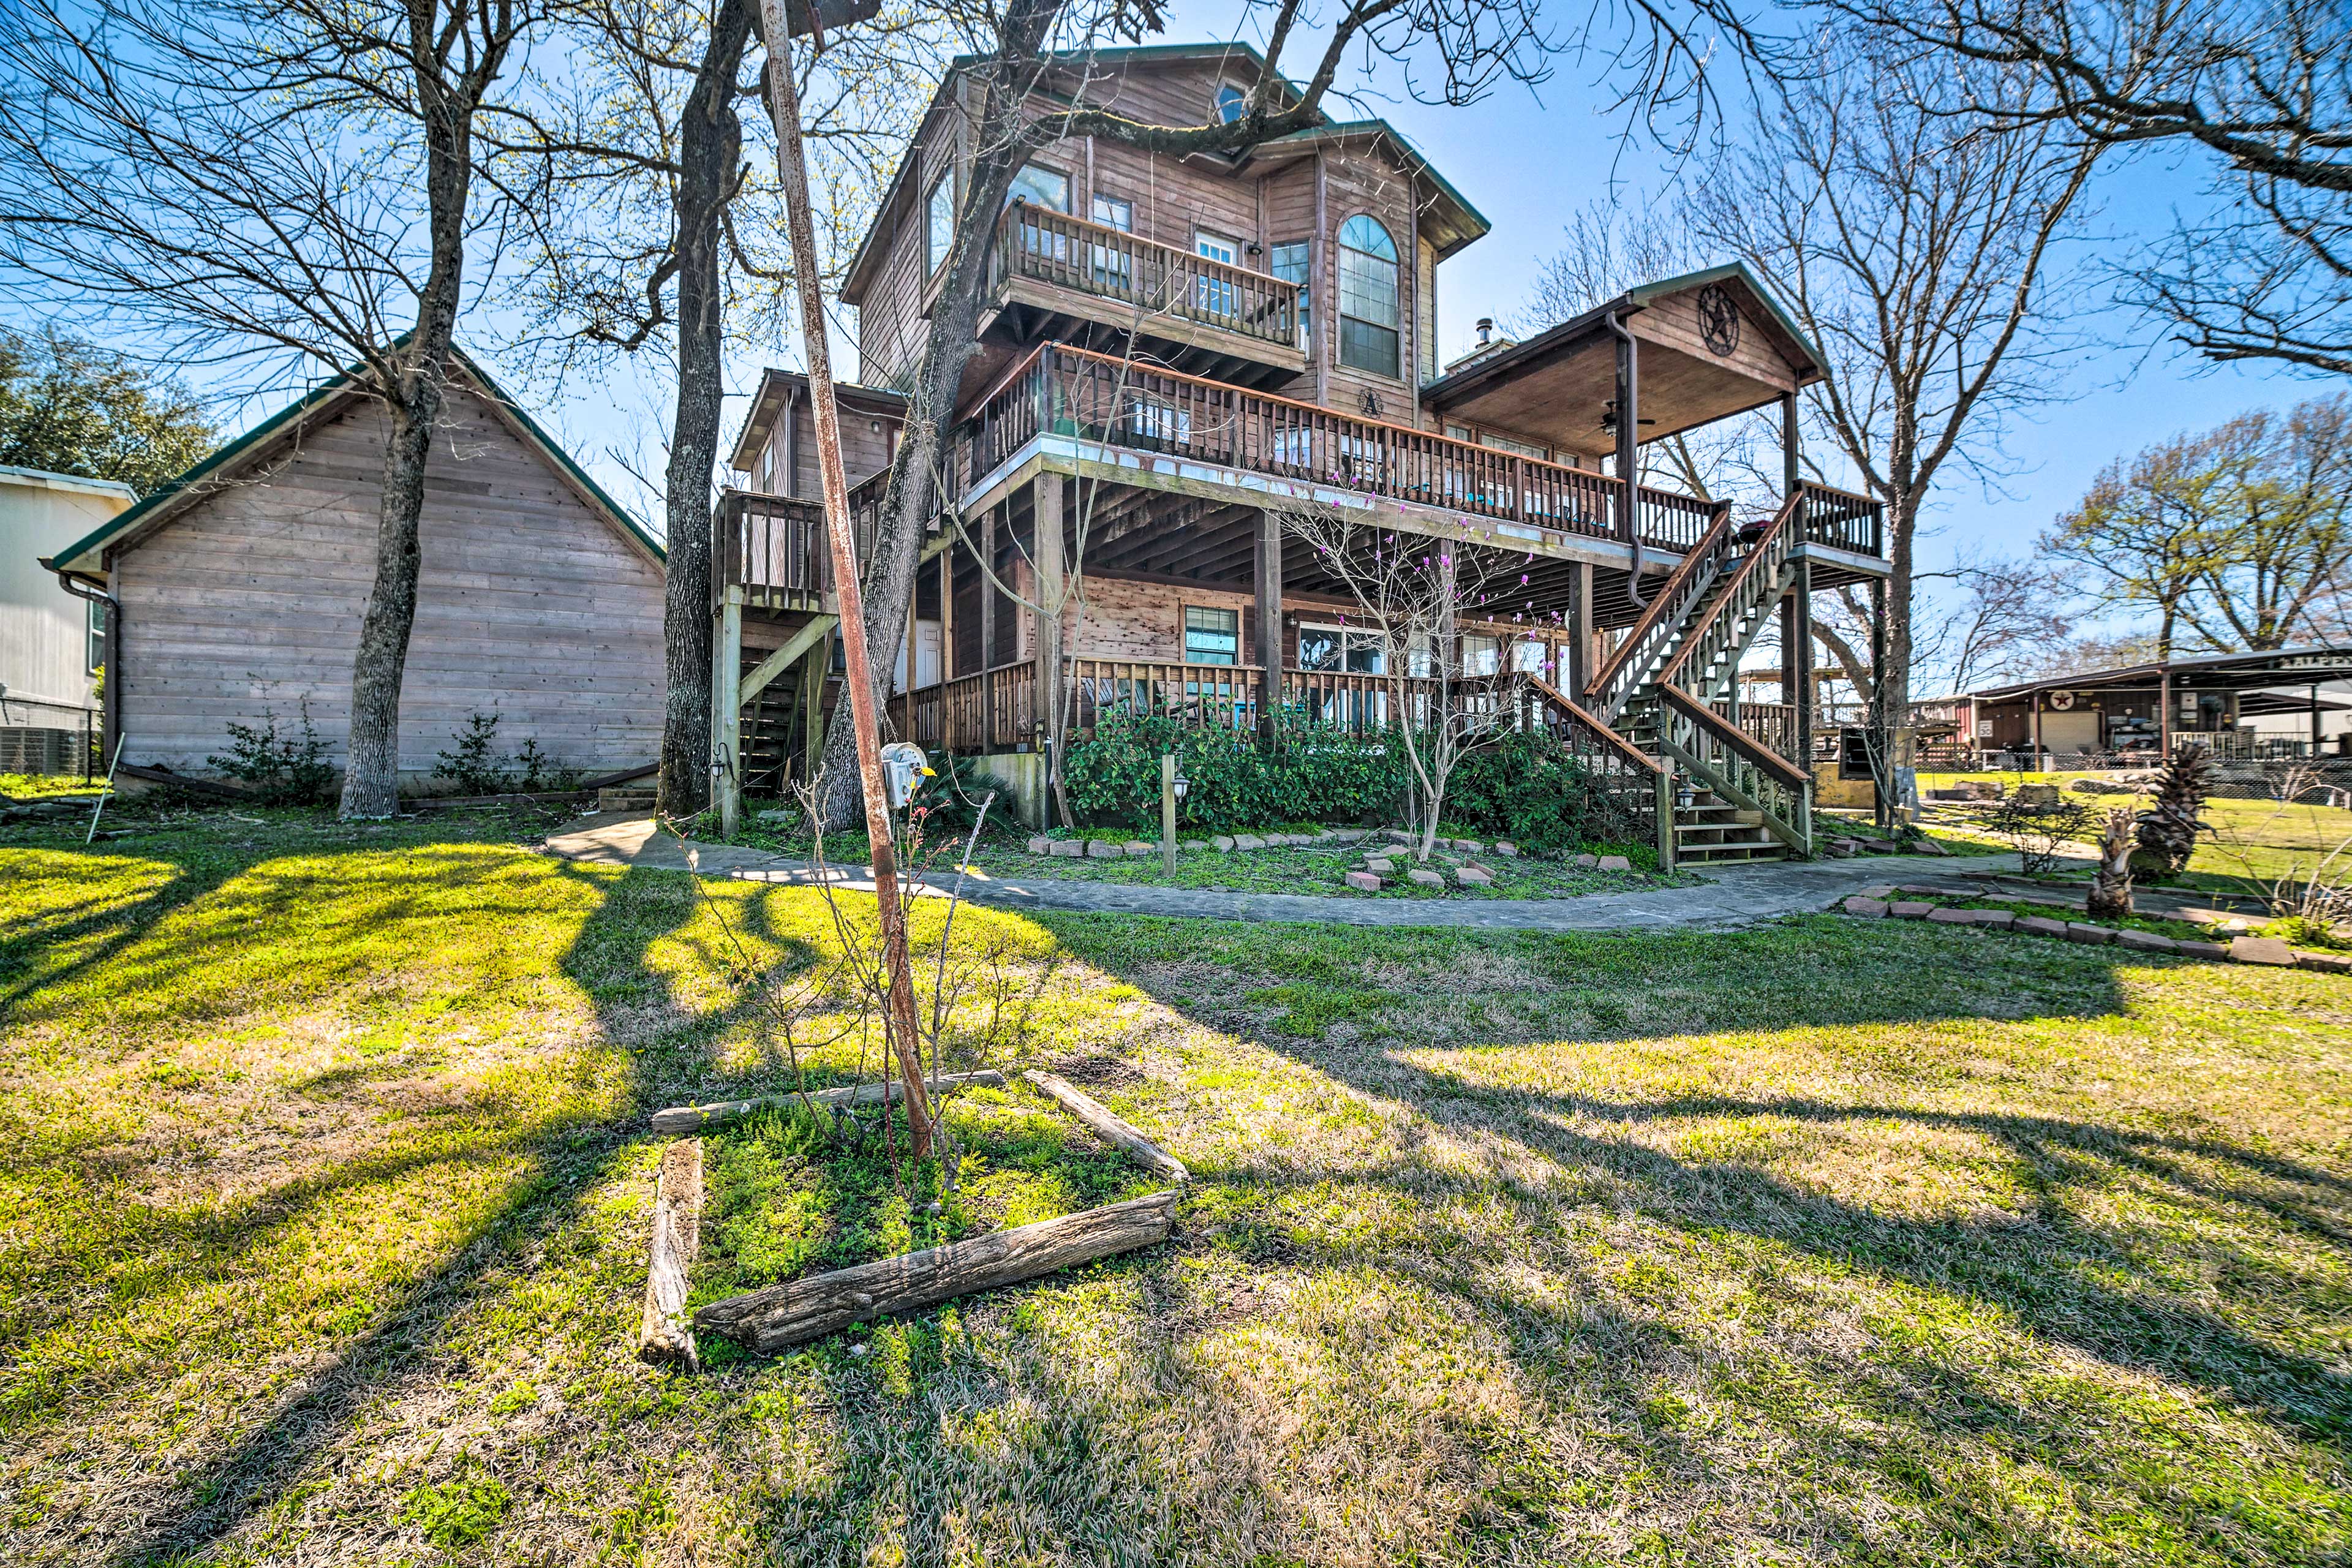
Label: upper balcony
xmin=984 ymin=203 xmax=1308 ymax=388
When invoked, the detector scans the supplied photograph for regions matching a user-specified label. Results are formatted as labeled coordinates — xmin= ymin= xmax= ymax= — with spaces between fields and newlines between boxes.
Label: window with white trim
xmin=926 ymin=170 xmax=954 ymax=274
xmin=1336 ymin=214 xmax=1400 ymax=377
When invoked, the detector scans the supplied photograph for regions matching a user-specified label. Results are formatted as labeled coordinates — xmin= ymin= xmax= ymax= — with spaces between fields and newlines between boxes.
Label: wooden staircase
xmin=1575 ymin=491 xmax=1817 ymax=863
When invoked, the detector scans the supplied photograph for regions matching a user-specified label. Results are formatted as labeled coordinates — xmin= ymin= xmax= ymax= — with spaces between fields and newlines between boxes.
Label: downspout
xmin=1604 ymin=310 xmax=1646 ymax=608
xmin=43 ymin=558 xmax=118 ymax=767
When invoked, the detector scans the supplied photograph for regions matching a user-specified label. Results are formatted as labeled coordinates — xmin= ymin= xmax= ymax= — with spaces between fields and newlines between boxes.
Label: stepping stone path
xmin=1457 ymin=867 xmax=1493 ymax=888
xmin=1407 ymin=868 xmax=1445 ymax=888
xmin=1493 ymin=842 xmax=1518 ymax=857
xmin=1344 ymin=871 xmax=1383 ymax=892
xmin=1364 ymin=858 xmax=1394 ymax=875
xmin=1837 ymin=890 xmax=2347 ymax=971
xmin=1596 ymin=855 xmax=1632 ymax=872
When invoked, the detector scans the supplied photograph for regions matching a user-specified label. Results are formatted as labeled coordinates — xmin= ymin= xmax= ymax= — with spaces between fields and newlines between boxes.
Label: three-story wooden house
xmin=714 ymin=41 xmax=1890 ymax=861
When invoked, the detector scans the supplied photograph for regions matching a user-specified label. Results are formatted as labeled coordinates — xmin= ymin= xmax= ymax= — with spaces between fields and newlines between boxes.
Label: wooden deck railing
xmin=718 ymin=489 xmax=827 ymax=608
xmin=994 ymin=205 xmax=1298 ymax=352
xmin=1797 ymin=480 xmax=1882 ymax=556
xmin=1656 ymin=687 xmax=1811 ymax=853
xmin=715 ymin=469 xmax=894 ymax=600
xmin=962 ymin=342 xmax=1722 ymax=555
xmin=1716 ymin=700 xmax=1800 ymax=760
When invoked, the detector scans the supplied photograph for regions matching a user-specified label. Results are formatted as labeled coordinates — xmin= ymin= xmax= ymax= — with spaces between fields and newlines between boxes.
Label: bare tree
xmin=1924 ymin=549 xmax=2075 ymax=691
xmin=499 ymin=0 xmax=918 ymax=815
xmin=1836 ymin=0 xmax=2352 ymax=375
xmin=800 ymin=0 xmax=1751 ymax=826
xmin=0 ymin=0 xmax=548 ymax=818
xmin=1688 ymin=26 xmax=2102 ymax=820
xmin=1275 ymin=505 xmax=1534 ymax=861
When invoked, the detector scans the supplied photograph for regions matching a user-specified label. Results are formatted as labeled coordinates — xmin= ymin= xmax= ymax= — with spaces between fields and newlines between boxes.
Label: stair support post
xmin=1655 ymin=759 xmax=1676 ymax=873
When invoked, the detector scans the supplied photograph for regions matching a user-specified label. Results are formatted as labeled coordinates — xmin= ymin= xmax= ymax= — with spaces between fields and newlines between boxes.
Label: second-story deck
xmin=987 ymin=205 xmax=1307 ymax=387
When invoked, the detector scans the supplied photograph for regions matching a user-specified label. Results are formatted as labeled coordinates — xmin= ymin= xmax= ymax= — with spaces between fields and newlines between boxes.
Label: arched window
xmin=1336 ymin=215 xmax=1400 ymax=378
xmin=1214 ymin=83 xmax=1248 ymax=124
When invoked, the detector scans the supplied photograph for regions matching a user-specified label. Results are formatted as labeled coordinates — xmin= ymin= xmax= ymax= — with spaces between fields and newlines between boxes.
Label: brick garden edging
xmin=1837 ymin=888 xmax=2352 ymax=973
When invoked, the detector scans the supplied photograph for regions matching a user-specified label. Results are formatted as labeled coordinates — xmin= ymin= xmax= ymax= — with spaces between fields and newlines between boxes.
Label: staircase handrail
xmin=1656 ymin=686 xmax=1810 ymax=790
xmin=1655 ymin=489 xmax=1803 ymax=693
xmin=1583 ymin=500 xmax=1735 ymax=720
xmin=1523 ymin=675 xmax=1664 ymax=775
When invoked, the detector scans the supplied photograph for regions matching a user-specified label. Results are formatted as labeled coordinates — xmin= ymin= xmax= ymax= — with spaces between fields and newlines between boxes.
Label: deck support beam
xmin=1567 ymin=560 xmax=1594 ymax=698
xmin=1255 ymin=508 xmax=1282 ymax=740
xmin=742 ymin=613 xmax=838 ymax=706
xmin=716 ymin=586 xmax=744 ymax=836
xmin=1033 ymin=475 xmax=1064 ymax=818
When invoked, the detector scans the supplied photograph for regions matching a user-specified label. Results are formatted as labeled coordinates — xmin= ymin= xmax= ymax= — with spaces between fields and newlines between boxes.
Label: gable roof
xmin=1242 ymin=120 xmax=1490 ymax=258
xmin=840 ymin=40 xmax=1486 ymax=300
xmin=48 ymin=344 xmax=658 ymax=577
xmin=726 ymin=368 xmax=910 ymax=472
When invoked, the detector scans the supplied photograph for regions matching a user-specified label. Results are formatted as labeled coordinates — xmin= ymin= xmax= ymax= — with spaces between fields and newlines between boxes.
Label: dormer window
xmin=1214 ymin=83 xmax=1247 ymax=124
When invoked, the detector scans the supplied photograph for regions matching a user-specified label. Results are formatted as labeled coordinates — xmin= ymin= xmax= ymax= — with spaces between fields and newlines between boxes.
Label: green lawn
xmin=1918 ymin=771 xmax=2352 ymax=892
xmin=0 ymin=773 xmax=102 ymax=802
xmin=1 ymin=803 xmax=2347 ymax=1564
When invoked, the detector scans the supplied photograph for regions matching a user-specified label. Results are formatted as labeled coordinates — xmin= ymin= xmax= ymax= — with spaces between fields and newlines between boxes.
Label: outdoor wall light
xmin=1172 ymin=774 xmax=1189 ymax=801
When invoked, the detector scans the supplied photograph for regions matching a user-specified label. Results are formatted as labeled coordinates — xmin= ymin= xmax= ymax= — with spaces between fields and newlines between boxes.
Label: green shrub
xmin=1061 ymin=707 xmax=1405 ymax=831
xmin=1061 ymin=704 xmax=1635 ymax=850
xmin=432 ymin=711 xmax=576 ymax=796
xmin=207 ymin=701 xmax=334 ymax=805
xmin=1445 ymin=728 xmax=1645 ymax=855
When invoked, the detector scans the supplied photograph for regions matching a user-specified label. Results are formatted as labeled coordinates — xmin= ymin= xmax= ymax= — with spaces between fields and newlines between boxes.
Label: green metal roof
xmin=50 ymin=342 xmax=660 ymax=576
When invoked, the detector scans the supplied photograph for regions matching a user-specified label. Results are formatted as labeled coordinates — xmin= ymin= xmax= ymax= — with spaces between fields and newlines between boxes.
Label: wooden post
xmin=1782 ymin=389 xmax=1801 ymax=499
xmin=1256 ymin=508 xmax=1283 ymax=740
xmin=1616 ymin=328 xmax=1639 ymax=541
xmin=800 ymin=630 xmax=827 ymax=785
xmin=717 ymin=587 xmax=743 ymax=835
xmin=938 ymin=545 xmax=954 ymax=682
xmin=1035 ymin=472 xmax=1063 ymax=832
xmin=753 ymin=19 xmax=933 ymax=1155
xmin=1793 ymin=557 xmax=1815 ymax=773
xmin=1655 ymin=760 xmax=1676 ymax=872
xmin=2158 ymin=666 xmax=2171 ymax=758
xmin=1161 ymin=752 xmax=1177 ymax=875
xmin=1567 ymin=560 xmax=1594 ymax=698
xmin=980 ymin=503 xmax=998 ymax=680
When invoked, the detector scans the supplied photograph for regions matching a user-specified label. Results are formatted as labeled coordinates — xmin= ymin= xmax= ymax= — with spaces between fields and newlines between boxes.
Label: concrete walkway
xmin=541 ymin=813 xmax=2021 ymax=932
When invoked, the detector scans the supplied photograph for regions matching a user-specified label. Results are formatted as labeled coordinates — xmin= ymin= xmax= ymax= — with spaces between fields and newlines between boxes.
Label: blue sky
xmin=57 ymin=3 xmax=2323 ymax=605
xmin=516 ymin=6 xmax=2318 ymax=590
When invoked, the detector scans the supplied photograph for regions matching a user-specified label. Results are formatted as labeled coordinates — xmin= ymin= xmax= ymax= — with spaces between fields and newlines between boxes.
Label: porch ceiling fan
xmin=1597 ymin=400 xmax=1656 ymax=434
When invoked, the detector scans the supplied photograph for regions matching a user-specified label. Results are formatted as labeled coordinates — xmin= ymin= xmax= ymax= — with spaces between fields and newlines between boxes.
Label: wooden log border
xmin=639 ymin=1063 xmax=1189 ymax=1363
xmin=636 ymin=1137 xmax=703 ymax=1369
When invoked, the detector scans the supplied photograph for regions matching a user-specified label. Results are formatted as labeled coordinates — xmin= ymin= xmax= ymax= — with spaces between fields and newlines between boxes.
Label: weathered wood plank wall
xmin=115 ymin=384 xmax=665 ymax=778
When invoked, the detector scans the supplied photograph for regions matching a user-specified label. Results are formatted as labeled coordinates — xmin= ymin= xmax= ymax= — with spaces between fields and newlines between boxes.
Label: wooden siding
xmin=114 ymin=385 xmax=665 ymax=778
xmin=750 ymin=396 xmax=899 ymax=499
xmin=850 ymin=53 xmax=1434 ymax=420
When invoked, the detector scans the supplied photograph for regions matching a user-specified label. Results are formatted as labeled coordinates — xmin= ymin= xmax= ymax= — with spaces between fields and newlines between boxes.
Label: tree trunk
xmin=1872 ymin=490 xmax=1920 ymax=830
xmin=810 ymin=9 xmax=1056 ymax=826
xmin=695 ymin=1189 xmax=1178 ymax=1353
xmin=337 ymin=21 xmax=506 ymax=820
xmin=340 ymin=379 xmax=443 ymax=818
xmin=657 ymin=0 xmax=754 ymax=819
xmin=2087 ymin=805 xmax=2135 ymax=918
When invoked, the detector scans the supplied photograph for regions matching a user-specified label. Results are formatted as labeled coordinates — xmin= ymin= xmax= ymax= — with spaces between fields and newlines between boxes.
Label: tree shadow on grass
xmin=1078 ymin=919 xmax=2352 ymax=1455
xmin=68 ymin=852 xmax=762 ymax=1566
